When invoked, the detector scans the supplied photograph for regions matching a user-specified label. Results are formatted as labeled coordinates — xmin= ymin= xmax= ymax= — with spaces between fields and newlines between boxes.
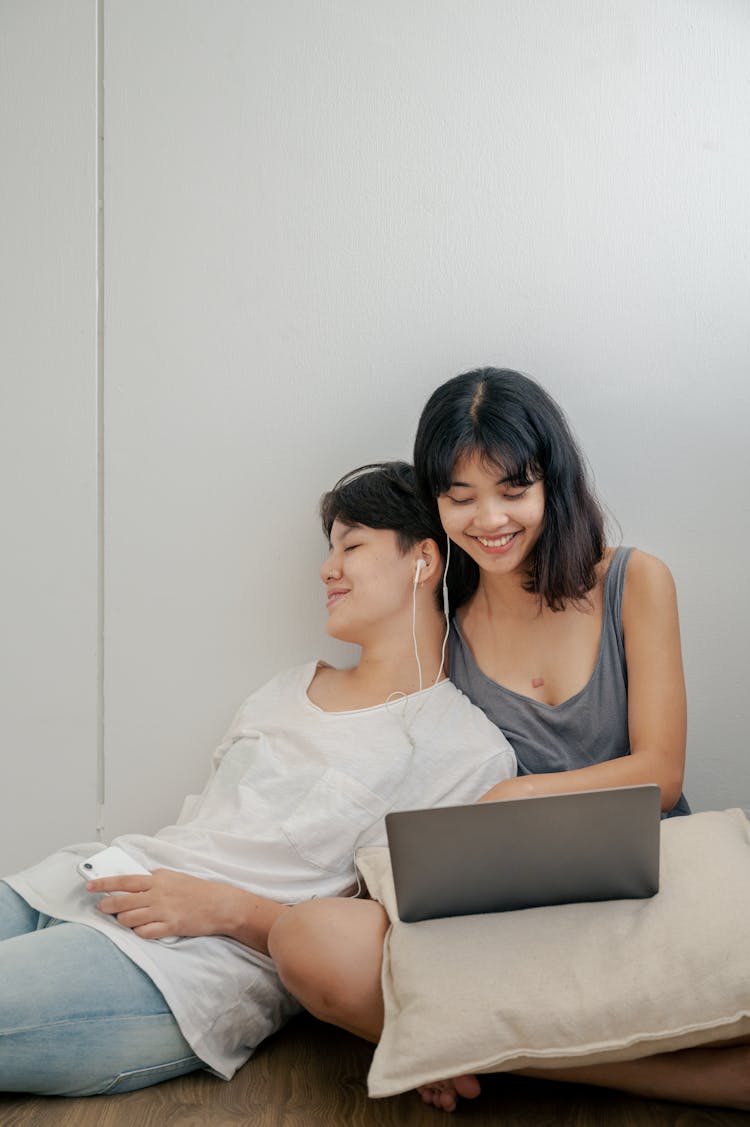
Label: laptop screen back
xmin=385 ymin=784 xmax=661 ymax=923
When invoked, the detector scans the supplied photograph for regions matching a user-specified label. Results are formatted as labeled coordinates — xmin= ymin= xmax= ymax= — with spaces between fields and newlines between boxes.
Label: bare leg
xmin=268 ymin=898 xmax=481 ymax=1113
xmin=268 ymin=897 xmax=389 ymax=1042
xmin=520 ymin=1035 xmax=750 ymax=1111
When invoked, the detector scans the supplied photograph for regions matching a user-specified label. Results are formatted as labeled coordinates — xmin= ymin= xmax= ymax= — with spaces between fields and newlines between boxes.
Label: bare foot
xmin=417 ymin=1074 xmax=482 ymax=1112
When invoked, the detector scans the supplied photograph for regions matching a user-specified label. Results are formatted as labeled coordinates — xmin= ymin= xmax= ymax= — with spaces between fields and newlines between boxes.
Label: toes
xmin=417 ymin=1082 xmax=457 ymax=1111
xmin=418 ymin=1084 xmax=439 ymax=1106
xmin=418 ymin=1084 xmax=439 ymax=1104
xmin=438 ymin=1089 xmax=458 ymax=1112
xmin=415 ymin=1082 xmax=462 ymax=1112
xmin=453 ymin=1073 xmax=482 ymax=1100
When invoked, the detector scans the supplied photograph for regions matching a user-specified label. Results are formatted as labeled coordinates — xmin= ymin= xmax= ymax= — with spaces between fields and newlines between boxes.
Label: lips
xmin=471 ymin=530 xmax=520 ymax=554
xmin=325 ymin=589 xmax=349 ymax=609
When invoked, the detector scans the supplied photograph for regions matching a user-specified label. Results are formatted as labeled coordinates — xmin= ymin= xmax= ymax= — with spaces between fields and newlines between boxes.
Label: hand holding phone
xmin=79 ymin=846 xmax=180 ymax=943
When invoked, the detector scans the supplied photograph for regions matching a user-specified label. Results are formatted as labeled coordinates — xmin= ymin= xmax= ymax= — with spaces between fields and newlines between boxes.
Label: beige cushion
xmin=357 ymin=808 xmax=750 ymax=1098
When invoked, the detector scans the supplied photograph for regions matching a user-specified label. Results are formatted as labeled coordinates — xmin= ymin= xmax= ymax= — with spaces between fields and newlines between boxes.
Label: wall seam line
xmin=96 ymin=0 xmax=106 ymax=840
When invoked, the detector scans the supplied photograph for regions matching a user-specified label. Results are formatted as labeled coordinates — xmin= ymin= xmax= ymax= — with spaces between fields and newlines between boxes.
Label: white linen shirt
xmin=8 ymin=662 xmax=516 ymax=1079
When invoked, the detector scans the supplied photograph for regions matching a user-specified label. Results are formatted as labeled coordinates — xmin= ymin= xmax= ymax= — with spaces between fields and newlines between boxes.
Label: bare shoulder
xmin=624 ymin=548 xmax=677 ymax=591
xmin=622 ymin=549 xmax=679 ymax=619
xmin=598 ymin=546 xmax=674 ymax=590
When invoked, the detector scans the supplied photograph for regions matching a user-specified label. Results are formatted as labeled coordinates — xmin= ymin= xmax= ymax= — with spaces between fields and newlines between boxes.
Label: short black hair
xmin=320 ymin=461 xmax=443 ymax=554
xmin=413 ymin=368 xmax=605 ymax=611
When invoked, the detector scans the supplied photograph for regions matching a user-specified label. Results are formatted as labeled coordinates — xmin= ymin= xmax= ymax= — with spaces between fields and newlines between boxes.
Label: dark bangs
xmin=414 ymin=369 xmax=548 ymax=497
xmin=414 ymin=368 xmax=605 ymax=611
xmin=320 ymin=461 xmax=443 ymax=553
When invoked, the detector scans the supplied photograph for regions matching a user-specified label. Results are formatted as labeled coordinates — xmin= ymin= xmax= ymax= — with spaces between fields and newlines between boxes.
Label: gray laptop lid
xmin=385 ymin=784 xmax=661 ymax=923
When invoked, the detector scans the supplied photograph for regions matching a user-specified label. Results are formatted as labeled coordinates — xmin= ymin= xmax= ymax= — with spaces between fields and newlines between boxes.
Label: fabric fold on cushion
xmin=357 ymin=809 xmax=750 ymax=1098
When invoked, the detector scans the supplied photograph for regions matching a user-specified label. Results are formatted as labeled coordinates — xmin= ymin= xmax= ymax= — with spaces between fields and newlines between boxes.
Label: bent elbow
xmin=660 ymin=773 xmax=685 ymax=813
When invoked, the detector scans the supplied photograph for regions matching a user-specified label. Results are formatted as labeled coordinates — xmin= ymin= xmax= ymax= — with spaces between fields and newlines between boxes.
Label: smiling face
xmin=436 ymin=451 xmax=545 ymax=578
xmin=320 ymin=520 xmax=419 ymax=644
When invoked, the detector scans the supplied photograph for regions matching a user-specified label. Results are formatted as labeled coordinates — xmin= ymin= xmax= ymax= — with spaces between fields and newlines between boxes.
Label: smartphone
xmin=77 ymin=845 xmax=151 ymax=881
xmin=78 ymin=845 xmax=180 ymax=943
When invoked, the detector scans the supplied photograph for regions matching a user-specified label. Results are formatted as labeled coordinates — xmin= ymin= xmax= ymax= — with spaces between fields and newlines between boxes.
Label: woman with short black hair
xmin=1 ymin=462 xmax=515 ymax=1097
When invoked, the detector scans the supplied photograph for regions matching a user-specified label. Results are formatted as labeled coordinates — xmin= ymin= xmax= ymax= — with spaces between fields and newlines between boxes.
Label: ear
xmin=413 ymin=539 xmax=442 ymax=587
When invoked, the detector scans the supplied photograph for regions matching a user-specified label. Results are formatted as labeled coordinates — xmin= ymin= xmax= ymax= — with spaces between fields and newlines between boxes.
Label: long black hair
xmin=413 ymin=368 xmax=605 ymax=611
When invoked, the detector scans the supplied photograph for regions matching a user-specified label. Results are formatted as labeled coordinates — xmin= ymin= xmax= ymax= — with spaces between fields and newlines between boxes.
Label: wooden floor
xmin=2 ymin=1014 xmax=748 ymax=1127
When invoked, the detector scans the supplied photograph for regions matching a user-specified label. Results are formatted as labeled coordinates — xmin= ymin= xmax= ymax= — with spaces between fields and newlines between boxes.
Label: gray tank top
xmin=449 ymin=546 xmax=690 ymax=817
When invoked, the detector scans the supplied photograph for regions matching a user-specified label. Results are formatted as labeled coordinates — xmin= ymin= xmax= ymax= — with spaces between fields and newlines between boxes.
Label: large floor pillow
xmin=356 ymin=808 xmax=750 ymax=1098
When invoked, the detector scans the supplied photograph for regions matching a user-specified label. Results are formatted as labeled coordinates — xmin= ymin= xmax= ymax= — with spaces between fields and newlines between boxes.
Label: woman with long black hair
xmin=270 ymin=371 xmax=750 ymax=1114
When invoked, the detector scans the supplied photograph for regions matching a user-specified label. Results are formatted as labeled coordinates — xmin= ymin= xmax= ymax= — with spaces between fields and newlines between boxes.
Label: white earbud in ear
xmin=414 ymin=558 xmax=427 ymax=588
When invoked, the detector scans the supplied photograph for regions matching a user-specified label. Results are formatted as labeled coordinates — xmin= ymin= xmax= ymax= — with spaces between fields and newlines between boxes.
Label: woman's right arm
xmin=87 ymin=870 xmax=288 ymax=954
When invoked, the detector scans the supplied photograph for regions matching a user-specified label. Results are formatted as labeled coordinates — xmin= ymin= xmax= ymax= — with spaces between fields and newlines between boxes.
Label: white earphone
xmin=414 ymin=558 xmax=427 ymax=581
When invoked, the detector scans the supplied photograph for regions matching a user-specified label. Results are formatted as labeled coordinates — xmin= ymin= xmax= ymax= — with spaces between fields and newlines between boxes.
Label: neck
xmin=351 ymin=603 xmax=448 ymax=698
xmin=473 ymin=567 xmax=541 ymax=617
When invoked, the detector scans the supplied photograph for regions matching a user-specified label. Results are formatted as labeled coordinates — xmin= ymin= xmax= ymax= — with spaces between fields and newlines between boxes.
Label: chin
xmin=326 ymin=619 xmax=356 ymax=644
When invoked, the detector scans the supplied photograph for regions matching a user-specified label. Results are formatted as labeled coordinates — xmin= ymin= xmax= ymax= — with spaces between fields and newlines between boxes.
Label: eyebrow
xmin=448 ymin=475 xmax=514 ymax=488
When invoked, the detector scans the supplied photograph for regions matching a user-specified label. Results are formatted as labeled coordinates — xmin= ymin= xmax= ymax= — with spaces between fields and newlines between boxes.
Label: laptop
xmin=384 ymin=784 xmax=661 ymax=923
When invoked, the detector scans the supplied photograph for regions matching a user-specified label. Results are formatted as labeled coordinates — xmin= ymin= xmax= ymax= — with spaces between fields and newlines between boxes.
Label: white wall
xmin=0 ymin=0 xmax=99 ymax=872
xmin=2 ymin=0 xmax=749 ymax=870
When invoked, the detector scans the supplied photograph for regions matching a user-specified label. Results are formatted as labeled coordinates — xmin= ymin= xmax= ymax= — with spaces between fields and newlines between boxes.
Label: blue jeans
xmin=0 ymin=882 xmax=203 ymax=1095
